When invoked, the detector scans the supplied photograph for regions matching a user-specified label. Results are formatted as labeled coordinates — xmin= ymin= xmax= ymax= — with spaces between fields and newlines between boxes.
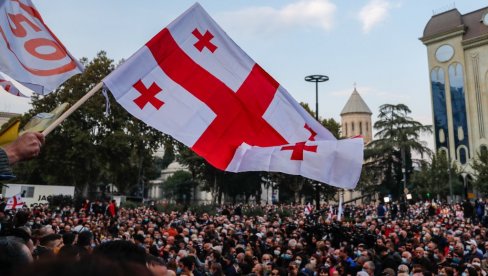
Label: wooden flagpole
xmin=42 ymin=82 xmax=104 ymax=136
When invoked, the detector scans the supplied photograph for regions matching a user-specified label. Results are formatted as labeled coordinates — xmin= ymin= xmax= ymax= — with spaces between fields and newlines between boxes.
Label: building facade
xmin=340 ymin=88 xmax=373 ymax=144
xmin=421 ymin=6 xmax=488 ymax=169
xmin=340 ymin=87 xmax=372 ymax=203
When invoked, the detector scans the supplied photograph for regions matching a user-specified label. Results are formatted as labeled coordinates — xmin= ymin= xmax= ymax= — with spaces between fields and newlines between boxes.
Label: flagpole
xmin=42 ymin=82 xmax=104 ymax=136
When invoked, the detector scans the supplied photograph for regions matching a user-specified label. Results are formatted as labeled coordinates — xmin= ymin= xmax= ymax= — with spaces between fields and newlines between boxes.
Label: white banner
xmin=0 ymin=0 xmax=83 ymax=95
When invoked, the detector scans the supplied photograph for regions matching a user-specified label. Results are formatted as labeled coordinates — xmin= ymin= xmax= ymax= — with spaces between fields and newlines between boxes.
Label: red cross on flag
xmin=5 ymin=193 xmax=25 ymax=210
xmin=304 ymin=203 xmax=313 ymax=216
xmin=103 ymin=3 xmax=363 ymax=189
xmin=0 ymin=0 xmax=83 ymax=95
xmin=0 ymin=71 xmax=34 ymax=97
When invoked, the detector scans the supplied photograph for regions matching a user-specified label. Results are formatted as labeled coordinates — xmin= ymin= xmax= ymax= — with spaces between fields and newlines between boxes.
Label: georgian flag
xmin=0 ymin=0 xmax=83 ymax=95
xmin=5 ymin=194 xmax=25 ymax=210
xmin=0 ymin=71 xmax=34 ymax=97
xmin=304 ymin=203 xmax=313 ymax=216
xmin=103 ymin=3 xmax=363 ymax=189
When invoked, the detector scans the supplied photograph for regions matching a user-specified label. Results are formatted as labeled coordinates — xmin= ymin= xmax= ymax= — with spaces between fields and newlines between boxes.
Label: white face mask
xmin=295 ymin=260 xmax=302 ymax=265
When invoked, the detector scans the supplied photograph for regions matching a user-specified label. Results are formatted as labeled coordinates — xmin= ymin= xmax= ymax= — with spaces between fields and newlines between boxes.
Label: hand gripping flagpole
xmin=42 ymin=82 xmax=104 ymax=136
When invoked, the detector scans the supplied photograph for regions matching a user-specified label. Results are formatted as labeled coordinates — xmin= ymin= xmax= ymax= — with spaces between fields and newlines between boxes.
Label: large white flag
xmin=103 ymin=3 xmax=363 ymax=189
xmin=0 ymin=0 xmax=83 ymax=94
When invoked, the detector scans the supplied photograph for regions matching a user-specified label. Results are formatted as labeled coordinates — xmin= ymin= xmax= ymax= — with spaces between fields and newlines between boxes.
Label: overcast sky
xmin=1 ymin=0 xmax=486 ymax=148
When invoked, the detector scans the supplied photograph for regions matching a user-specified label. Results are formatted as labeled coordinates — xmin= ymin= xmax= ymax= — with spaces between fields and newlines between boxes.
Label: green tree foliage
xmin=410 ymin=151 xmax=462 ymax=199
xmin=362 ymin=104 xmax=432 ymax=199
xmin=472 ymin=147 xmax=488 ymax=195
xmin=13 ymin=52 xmax=166 ymax=197
xmin=162 ymin=170 xmax=197 ymax=204
xmin=300 ymin=102 xmax=341 ymax=138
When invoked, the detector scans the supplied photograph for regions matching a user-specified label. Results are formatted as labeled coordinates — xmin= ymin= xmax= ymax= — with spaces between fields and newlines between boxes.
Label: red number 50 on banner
xmin=0 ymin=0 xmax=82 ymax=94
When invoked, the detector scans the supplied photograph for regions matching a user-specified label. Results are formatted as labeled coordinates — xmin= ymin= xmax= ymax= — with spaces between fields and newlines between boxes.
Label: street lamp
xmin=305 ymin=74 xmax=329 ymax=210
xmin=305 ymin=75 xmax=329 ymax=121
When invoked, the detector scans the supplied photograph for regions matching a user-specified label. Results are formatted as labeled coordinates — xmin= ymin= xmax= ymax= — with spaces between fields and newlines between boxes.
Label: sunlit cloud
xmin=358 ymin=0 xmax=391 ymax=33
xmin=218 ymin=0 xmax=336 ymax=35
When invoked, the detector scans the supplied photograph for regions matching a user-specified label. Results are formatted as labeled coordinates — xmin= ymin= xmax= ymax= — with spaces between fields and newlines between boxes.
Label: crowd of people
xmin=1 ymin=197 xmax=488 ymax=276
xmin=3 ymin=133 xmax=488 ymax=275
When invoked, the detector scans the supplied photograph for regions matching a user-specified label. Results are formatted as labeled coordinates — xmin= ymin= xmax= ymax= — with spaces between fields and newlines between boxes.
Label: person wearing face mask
xmin=261 ymin=253 xmax=272 ymax=266
xmin=400 ymin=251 xmax=412 ymax=271
xmin=280 ymin=251 xmax=293 ymax=262
xmin=293 ymin=256 xmax=303 ymax=269
xmin=433 ymin=248 xmax=448 ymax=268
xmin=308 ymin=255 xmax=318 ymax=270
xmin=470 ymin=258 xmax=485 ymax=276
xmin=339 ymin=246 xmax=358 ymax=275
xmin=362 ymin=261 xmax=375 ymax=276
xmin=462 ymin=266 xmax=478 ymax=276
xmin=412 ymin=247 xmax=434 ymax=274
xmin=465 ymin=240 xmax=483 ymax=263
xmin=269 ymin=248 xmax=279 ymax=259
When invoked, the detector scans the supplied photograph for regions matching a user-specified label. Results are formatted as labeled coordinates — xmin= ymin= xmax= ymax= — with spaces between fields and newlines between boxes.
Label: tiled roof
xmin=340 ymin=88 xmax=372 ymax=115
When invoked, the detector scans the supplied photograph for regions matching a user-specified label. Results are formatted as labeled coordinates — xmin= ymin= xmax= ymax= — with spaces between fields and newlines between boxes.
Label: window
xmin=352 ymin=122 xmax=355 ymax=132
xmin=459 ymin=147 xmax=467 ymax=164
xmin=431 ymin=67 xmax=448 ymax=151
xmin=366 ymin=122 xmax=369 ymax=132
xmin=345 ymin=123 xmax=348 ymax=136
xmin=20 ymin=186 xmax=35 ymax=198
xmin=449 ymin=63 xmax=469 ymax=158
xmin=359 ymin=122 xmax=363 ymax=135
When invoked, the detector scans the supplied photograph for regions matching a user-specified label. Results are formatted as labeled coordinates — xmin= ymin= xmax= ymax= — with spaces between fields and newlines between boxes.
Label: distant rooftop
xmin=340 ymin=88 xmax=372 ymax=115
xmin=421 ymin=6 xmax=488 ymax=42
xmin=0 ymin=111 xmax=20 ymax=118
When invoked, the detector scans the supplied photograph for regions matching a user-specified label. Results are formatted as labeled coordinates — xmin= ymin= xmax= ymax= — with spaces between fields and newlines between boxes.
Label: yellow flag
xmin=20 ymin=103 xmax=69 ymax=135
xmin=0 ymin=119 xmax=20 ymax=146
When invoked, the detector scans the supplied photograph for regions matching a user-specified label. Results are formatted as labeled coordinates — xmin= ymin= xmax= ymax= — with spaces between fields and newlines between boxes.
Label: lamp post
xmin=305 ymin=74 xmax=329 ymax=210
xmin=305 ymin=75 xmax=329 ymax=121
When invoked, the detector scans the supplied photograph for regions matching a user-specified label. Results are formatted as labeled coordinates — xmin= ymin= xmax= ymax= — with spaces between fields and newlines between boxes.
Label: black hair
xmin=93 ymin=240 xmax=147 ymax=266
xmin=76 ymin=231 xmax=93 ymax=247
xmin=0 ymin=236 xmax=32 ymax=276
xmin=63 ymin=232 xmax=76 ymax=246
xmin=10 ymin=228 xmax=31 ymax=244
xmin=17 ymin=256 xmax=152 ymax=276
xmin=39 ymin=234 xmax=62 ymax=246
xmin=133 ymin=234 xmax=145 ymax=243
xmin=179 ymin=256 xmax=195 ymax=270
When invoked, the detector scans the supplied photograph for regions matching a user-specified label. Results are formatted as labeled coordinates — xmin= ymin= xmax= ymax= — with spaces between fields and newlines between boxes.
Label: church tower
xmin=340 ymin=87 xmax=373 ymax=144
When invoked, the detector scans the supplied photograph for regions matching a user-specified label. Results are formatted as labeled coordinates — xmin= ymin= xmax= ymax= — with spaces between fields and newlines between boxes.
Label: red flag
xmin=103 ymin=3 xmax=363 ymax=189
xmin=0 ymin=0 xmax=83 ymax=95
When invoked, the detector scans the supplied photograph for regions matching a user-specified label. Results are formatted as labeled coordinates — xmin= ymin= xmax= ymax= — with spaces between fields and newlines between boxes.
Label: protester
xmin=0 ymin=132 xmax=44 ymax=180
xmin=2 ymin=197 xmax=488 ymax=275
